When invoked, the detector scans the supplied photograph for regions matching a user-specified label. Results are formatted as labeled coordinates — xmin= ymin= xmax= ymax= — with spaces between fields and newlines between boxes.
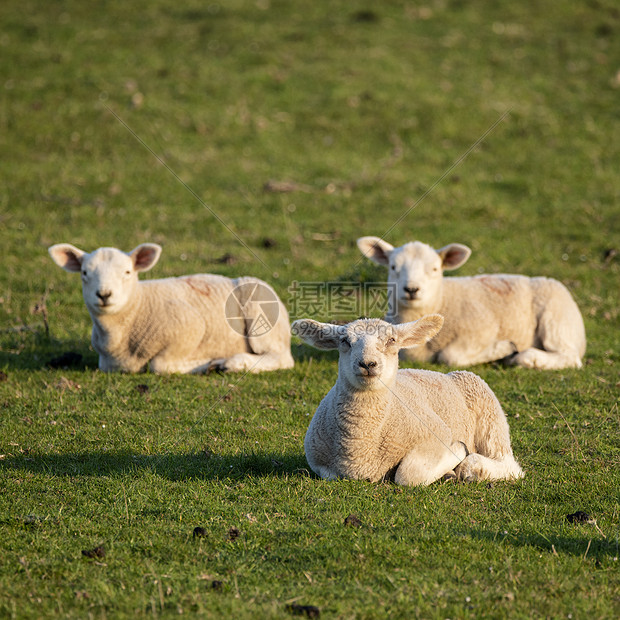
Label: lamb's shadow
xmin=0 ymin=334 xmax=97 ymax=371
xmin=469 ymin=528 xmax=619 ymax=559
xmin=0 ymin=339 xmax=329 ymax=371
xmin=0 ymin=450 xmax=310 ymax=481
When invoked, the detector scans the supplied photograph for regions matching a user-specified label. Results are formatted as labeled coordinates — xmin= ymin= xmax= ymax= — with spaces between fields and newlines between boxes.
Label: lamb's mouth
xmin=357 ymin=371 xmax=380 ymax=380
xmin=95 ymin=300 xmax=115 ymax=313
xmin=354 ymin=373 xmax=382 ymax=389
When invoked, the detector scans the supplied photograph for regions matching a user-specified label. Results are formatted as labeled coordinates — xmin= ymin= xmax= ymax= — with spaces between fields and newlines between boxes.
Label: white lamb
xmin=357 ymin=236 xmax=586 ymax=370
xmin=292 ymin=315 xmax=523 ymax=485
xmin=48 ymin=242 xmax=294 ymax=374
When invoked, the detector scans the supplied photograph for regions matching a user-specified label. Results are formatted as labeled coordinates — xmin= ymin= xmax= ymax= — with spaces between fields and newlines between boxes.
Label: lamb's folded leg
xmin=204 ymin=351 xmax=294 ymax=374
xmin=454 ymin=453 xmax=523 ymax=481
xmin=394 ymin=441 xmax=468 ymax=486
xmin=505 ymin=347 xmax=582 ymax=370
xmin=437 ymin=340 xmax=517 ymax=366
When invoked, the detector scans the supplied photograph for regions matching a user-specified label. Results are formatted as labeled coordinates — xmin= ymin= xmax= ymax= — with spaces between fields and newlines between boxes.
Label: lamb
xmin=48 ymin=242 xmax=294 ymax=374
xmin=357 ymin=236 xmax=586 ymax=370
xmin=292 ymin=315 xmax=523 ymax=485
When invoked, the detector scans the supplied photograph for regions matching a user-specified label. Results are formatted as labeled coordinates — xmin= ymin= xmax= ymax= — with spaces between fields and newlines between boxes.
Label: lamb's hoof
xmin=454 ymin=454 xmax=484 ymax=482
xmin=458 ymin=474 xmax=478 ymax=483
xmin=205 ymin=359 xmax=228 ymax=375
xmin=506 ymin=349 xmax=543 ymax=369
xmin=500 ymin=343 xmax=520 ymax=366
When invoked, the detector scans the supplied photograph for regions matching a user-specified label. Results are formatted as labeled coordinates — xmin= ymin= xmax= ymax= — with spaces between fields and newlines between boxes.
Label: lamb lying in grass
xmin=292 ymin=315 xmax=523 ymax=485
xmin=49 ymin=242 xmax=294 ymax=374
xmin=357 ymin=236 xmax=586 ymax=370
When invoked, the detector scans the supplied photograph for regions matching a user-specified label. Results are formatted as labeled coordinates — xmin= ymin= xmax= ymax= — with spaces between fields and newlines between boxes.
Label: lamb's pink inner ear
xmin=293 ymin=320 xmax=342 ymax=350
xmin=439 ymin=244 xmax=471 ymax=270
xmin=62 ymin=250 xmax=83 ymax=272
xmin=49 ymin=245 xmax=84 ymax=272
xmin=313 ymin=328 xmax=341 ymax=350
xmin=132 ymin=245 xmax=160 ymax=272
xmin=357 ymin=237 xmax=393 ymax=266
xmin=396 ymin=314 xmax=444 ymax=348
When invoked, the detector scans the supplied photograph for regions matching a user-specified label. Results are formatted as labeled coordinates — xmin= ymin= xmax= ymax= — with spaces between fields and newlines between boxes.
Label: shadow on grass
xmin=0 ymin=335 xmax=328 ymax=371
xmin=470 ymin=528 xmax=619 ymax=559
xmin=0 ymin=450 xmax=311 ymax=481
xmin=0 ymin=334 xmax=98 ymax=372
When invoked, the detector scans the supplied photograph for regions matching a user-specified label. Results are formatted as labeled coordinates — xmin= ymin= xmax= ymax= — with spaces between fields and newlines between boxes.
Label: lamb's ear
xmin=357 ymin=236 xmax=394 ymax=266
xmin=437 ymin=243 xmax=471 ymax=271
xmin=395 ymin=314 xmax=444 ymax=349
xmin=130 ymin=243 xmax=162 ymax=272
xmin=291 ymin=319 xmax=343 ymax=350
xmin=48 ymin=244 xmax=86 ymax=273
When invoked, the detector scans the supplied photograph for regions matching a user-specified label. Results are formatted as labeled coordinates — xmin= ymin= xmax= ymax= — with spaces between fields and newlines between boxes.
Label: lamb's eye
xmin=125 ymin=270 xmax=131 ymax=275
xmin=82 ymin=270 xmax=87 ymax=276
xmin=386 ymin=337 xmax=396 ymax=346
xmin=390 ymin=265 xmax=396 ymax=271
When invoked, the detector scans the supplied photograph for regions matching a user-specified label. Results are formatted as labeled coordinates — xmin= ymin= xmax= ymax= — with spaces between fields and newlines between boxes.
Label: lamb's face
xmin=338 ymin=319 xmax=400 ymax=390
xmin=357 ymin=236 xmax=472 ymax=312
xmin=49 ymin=242 xmax=162 ymax=317
xmin=79 ymin=248 xmax=140 ymax=315
xmin=388 ymin=242 xmax=444 ymax=310
xmin=292 ymin=314 xmax=444 ymax=392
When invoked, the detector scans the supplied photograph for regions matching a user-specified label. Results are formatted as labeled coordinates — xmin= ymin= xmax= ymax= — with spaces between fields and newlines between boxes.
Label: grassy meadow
xmin=1 ymin=0 xmax=619 ymax=617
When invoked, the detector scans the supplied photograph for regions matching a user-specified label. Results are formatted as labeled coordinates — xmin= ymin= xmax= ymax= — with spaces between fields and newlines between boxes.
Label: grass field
xmin=1 ymin=0 xmax=619 ymax=617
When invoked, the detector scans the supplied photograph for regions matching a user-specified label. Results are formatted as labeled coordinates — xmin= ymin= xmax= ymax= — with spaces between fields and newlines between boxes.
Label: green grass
xmin=1 ymin=0 xmax=619 ymax=617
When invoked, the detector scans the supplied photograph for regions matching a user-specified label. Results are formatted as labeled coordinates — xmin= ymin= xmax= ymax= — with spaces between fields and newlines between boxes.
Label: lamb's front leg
xmin=437 ymin=340 xmax=517 ymax=366
xmin=150 ymin=356 xmax=216 ymax=374
xmin=505 ymin=347 xmax=582 ymax=370
xmin=454 ymin=453 xmax=523 ymax=482
xmin=205 ymin=351 xmax=294 ymax=373
xmin=99 ymin=354 xmax=146 ymax=373
xmin=394 ymin=441 xmax=468 ymax=486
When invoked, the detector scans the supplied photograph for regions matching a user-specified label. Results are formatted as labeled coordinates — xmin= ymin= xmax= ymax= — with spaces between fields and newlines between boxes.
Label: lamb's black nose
xmin=97 ymin=290 xmax=112 ymax=302
xmin=359 ymin=360 xmax=377 ymax=370
xmin=403 ymin=286 xmax=419 ymax=298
